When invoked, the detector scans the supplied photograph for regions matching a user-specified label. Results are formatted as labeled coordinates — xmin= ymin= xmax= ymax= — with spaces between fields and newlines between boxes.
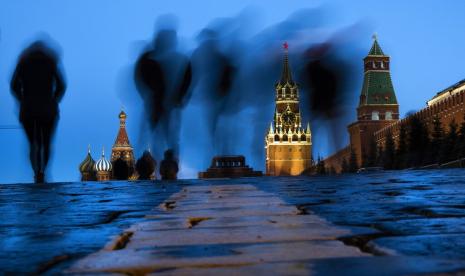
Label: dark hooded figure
xmin=159 ymin=149 xmax=178 ymax=180
xmin=112 ymin=157 xmax=130 ymax=180
xmin=297 ymin=43 xmax=351 ymax=150
xmin=136 ymin=150 xmax=156 ymax=180
xmin=10 ymin=41 xmax=66 ymax=183
xmin=134 ymin=27 xmax=192 ymax=161
xmin=191 ymin=29 xmax=236 ymax=142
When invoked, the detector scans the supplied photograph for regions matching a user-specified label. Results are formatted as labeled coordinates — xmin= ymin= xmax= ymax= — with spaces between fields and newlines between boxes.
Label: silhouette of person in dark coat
xmin=10 ymin=41 xmax=66 ymax=183
xmin=136 ymin=150 xmax=156 ymax=180
xmin=112 ymin=157 xmax=129 ymax=180
xmin=159 ymin=149 xmax=178 ymax=180
xmin=134 ymin=26 xmax=192 ymax=161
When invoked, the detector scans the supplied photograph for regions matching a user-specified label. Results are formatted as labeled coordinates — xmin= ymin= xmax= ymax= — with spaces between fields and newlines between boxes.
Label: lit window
xmin=385 ymin=111 xmax=392 ymax=120
xmin=372 ymin=111 xmax=379 ymax=120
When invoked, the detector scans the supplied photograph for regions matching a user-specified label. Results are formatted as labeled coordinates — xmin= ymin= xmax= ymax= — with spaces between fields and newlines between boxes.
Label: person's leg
xmin=22 ymin=120 xmax=40 ymax=179
xmin=39 ymin=119 xmax=56 ymax=179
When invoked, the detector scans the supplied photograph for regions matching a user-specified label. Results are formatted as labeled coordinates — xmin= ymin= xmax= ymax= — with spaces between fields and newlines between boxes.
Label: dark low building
xmin=199 ymin=155 xmax=262 ymax=179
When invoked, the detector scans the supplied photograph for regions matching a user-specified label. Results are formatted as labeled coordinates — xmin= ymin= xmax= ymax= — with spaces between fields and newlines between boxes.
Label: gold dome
xmin=119 ymin=110 xmax=127 ymax=120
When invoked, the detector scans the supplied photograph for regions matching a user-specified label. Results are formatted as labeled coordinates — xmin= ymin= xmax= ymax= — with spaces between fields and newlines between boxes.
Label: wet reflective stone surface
xmin=254 ymin=169 xmax=465 ymax=259
xmin=0 ymin=180 xmax=186 ymax=274
xmin=1 ymin=169 xmax=465 ymax=275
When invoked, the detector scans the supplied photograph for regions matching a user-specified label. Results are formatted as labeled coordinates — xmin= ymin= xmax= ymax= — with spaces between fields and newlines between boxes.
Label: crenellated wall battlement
xmin=374 ymin=88 xmax=465 ymax=146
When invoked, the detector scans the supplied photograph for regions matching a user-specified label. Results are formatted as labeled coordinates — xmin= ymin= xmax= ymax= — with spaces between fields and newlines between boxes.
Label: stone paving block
xmin=69 ymin=184 xmax=369 ymax=274
xmin=70 ymin=240 xmax=368 ymax=274
xmin=149 ymin=262 xmax=312 ymax=276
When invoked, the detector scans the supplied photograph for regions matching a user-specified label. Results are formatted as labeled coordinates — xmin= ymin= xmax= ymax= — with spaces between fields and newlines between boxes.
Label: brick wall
xmin=375 ymin=89 xmax=465 ymax=147
xmin=323 ymin=146 xmax=351 ymax=173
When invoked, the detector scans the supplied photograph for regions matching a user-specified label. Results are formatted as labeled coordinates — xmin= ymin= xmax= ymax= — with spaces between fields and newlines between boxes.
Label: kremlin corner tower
xmin=265 ymin=43 xmax=312 ymax=176
xmin=348 ymin=35 xmax=399 ymax=166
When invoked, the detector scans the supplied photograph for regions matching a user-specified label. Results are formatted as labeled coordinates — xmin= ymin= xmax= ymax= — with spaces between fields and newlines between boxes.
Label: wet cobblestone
xmin=2 ymin=169 xmax=465 ymax=274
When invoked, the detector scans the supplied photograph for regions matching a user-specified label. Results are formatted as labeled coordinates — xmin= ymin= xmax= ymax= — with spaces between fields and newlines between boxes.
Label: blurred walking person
xmin=10 ymin=40 xmax=66 ymax=183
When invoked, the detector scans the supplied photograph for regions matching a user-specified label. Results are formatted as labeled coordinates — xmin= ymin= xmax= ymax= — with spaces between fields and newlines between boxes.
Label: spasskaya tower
xmin=265 ymin=43 xmax=312 ymax=176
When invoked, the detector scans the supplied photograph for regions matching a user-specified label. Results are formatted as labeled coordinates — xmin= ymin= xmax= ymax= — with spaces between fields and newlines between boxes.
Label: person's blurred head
xmin=164 ymin=149 xmax=175 ymax=160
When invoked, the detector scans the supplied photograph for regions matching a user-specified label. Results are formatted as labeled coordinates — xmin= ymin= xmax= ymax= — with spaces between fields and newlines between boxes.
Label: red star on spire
xmin=283 ymin=42 xmax=288 ymax=50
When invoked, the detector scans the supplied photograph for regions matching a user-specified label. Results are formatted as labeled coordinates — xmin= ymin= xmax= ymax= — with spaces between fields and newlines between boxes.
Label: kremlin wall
xmin=374 ymin=80 xmax=465 ymax=148
xmin=324 ymin=37 xmax=465 ymax=173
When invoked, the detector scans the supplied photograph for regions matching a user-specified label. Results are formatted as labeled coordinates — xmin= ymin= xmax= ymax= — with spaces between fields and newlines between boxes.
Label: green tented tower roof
xmin=361 ymin=71 xmax=397 ymax=105
xmin=368 ymin=39 xmax=385 ymax=56
xmin=360 ymin=37 xmax=398 ymax=106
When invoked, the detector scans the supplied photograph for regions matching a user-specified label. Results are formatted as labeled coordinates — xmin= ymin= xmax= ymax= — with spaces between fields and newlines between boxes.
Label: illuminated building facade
xmin=111 ymin=110 xmax=135 ymax=178
xmin=79 ymin=110 xmax=136 ymax=181
xmin=265 ymin=43 xmax=312 ymax=176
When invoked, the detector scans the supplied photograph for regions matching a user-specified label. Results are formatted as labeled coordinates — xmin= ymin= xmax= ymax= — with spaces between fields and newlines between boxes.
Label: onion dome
xmin=119 ymin=110 xmax=127 ymax=120
xmin=95 ymin=148 xmax=112 ymax=172
xmin=79 ymin=146 xmax=96 ymax=173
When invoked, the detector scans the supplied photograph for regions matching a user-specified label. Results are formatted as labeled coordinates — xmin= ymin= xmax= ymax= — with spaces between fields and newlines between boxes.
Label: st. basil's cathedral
xmin=78 ymin=110 xmax=155 ymax=181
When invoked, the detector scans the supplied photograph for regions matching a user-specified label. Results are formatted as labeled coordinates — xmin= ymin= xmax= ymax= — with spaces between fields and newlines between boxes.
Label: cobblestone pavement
xmin=69 ymin=184 xmax=369 ymax=275
xmin=0 ymin=180 xmax=186 ymax=274
xmin=3 ymin=170 xmax=465 ymax=275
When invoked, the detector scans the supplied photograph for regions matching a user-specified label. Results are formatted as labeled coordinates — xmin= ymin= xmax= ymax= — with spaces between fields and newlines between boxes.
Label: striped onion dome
xmin=79 ymin=146 xmax=95 ymax=173
xmin=94 ymin=148 xmax=112 ymax=172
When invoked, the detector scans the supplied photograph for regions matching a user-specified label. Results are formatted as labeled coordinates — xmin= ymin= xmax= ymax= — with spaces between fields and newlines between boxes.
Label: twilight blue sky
xmin=1 ymin=0 xmax=465 ymax=183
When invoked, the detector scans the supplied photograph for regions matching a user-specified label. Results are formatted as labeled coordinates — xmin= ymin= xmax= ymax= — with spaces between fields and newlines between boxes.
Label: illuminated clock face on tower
xmin=281 ymin=111 xmax=296 ymax=126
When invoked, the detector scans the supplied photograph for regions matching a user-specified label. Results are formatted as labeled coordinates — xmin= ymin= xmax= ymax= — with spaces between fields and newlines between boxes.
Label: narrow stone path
xmin=69 ymin=184 xmax=369 ymax=275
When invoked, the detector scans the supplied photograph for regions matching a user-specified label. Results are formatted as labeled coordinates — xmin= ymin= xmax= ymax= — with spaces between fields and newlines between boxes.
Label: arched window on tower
xmin=385 ymin=111 xmax=392 ymax=120
xmin=274 ymin=135 xmax=280 ymax=142
xmin=372 ymin=111 xmax=379 ymax=120
xmin=292 ymin=135 xmax=298 ymax=142
xmin=301 ymin=134 xmax=306 ymax=141
xmin=380 ymin=61 xmax=384 ymax=69
xmin=282 ymin=134 xmax=288 ymax=142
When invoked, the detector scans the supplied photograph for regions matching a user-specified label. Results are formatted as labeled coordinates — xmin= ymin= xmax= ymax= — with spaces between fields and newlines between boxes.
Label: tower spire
xmin=119 ymin=109 xmax=127 ymax=127
xmin=111 ymin=110 xmax=135 ymax=177
xmin=368 ymin=34 xmax=384 ymax=56
xmin=360 ymin=36 xmax=397 ymax=107
xmin=114 ymin=110 xmax=131 ymax=147
xmin=280 ymin=42 xmax=294 ymax=84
